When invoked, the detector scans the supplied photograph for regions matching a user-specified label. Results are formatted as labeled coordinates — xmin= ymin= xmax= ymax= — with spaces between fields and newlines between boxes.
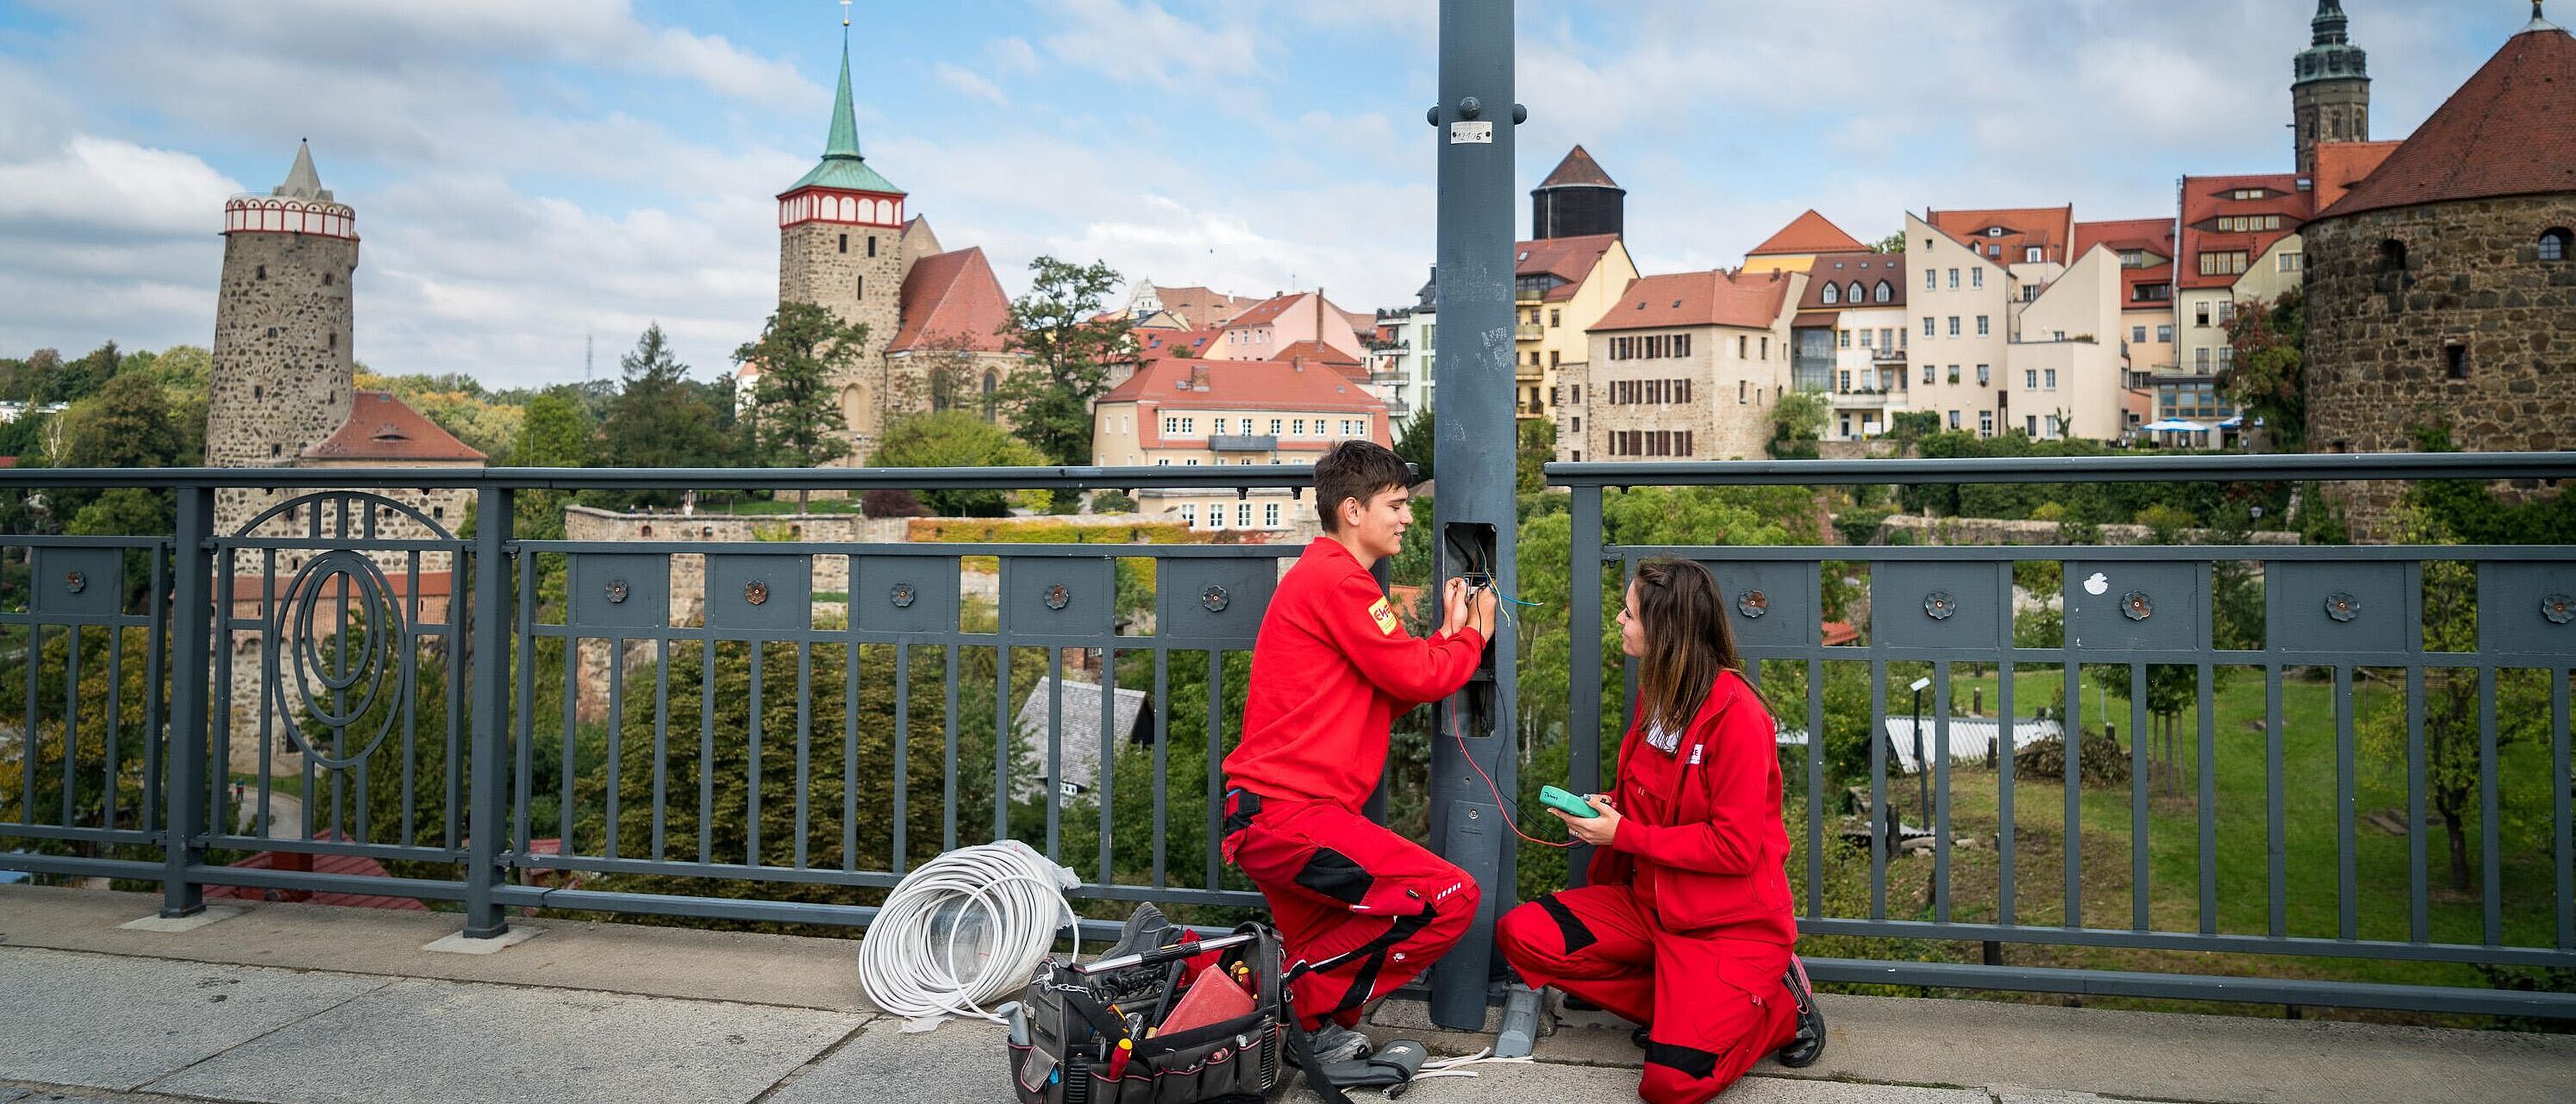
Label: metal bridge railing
xmin=1549 ymin=452 xmax=2576 ymax=1019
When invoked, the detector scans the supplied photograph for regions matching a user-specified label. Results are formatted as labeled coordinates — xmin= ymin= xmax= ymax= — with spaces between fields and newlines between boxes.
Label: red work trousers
xmin=1497 ymin=883 xmax=1798 ymax=1104
xmin=1222 ymin=789 xmax=1479 ymax=1030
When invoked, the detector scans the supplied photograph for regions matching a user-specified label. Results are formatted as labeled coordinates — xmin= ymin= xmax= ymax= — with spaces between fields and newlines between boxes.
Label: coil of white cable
xmin=857 ymin=839 xmax=1079 ymax=1025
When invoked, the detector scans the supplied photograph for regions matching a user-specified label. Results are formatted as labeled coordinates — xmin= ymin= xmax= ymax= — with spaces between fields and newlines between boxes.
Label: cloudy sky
xmin=0 ymin=1 xmax=2519 ymax=389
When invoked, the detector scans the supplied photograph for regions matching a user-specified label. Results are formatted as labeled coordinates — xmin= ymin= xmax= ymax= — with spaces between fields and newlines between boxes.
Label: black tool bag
xmin=1006 ymin=922 xmax=1359 ymax=1104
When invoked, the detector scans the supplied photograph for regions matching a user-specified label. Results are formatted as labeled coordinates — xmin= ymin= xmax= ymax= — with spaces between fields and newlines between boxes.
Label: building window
xmin=867 ymin=236 xmax=880 ymax=257
xmin=1948 ymin=316 xmax=1960 ymax=336
xmin=1738 ymin=335 xmax=1748 ymax=359
xmin=2195 ymin=347 xmax=2213 ymax=371
xmin=2024 ymin=247 xmax=2043 ymax=264
xmin=1976 ymin=315 xmax=1990 ymax=336
xmin=1238 ymin=502 xmax=1253 ymax=527
xmin=2197 ymin=251 xmax=2249 ymax=277
xmin=2195 ymin=303 xmax=2212 ymax=327
xmin=1948 ymin=365 xmax=1961 ymax=384
xmin=2158 ymin=324 xmax=2174 ymax=342
xmin=1922 ymin=364 xmax=1935 ymax=385
xmin=1179 ymin=503 xmax=1197 ymax=527
xmin=1925 ymin=269 xmax=1937 ymax=291
xmin=1923 ymin=317 xmax=1936 ymax=337
xmin=1972 ymin=269 xmax=1984 ymax=290
xmin=1848 ymin=282 xmax=1865 ymax=303
xmin=1840 ymin=329 xmax=1852 ymax=349
xmin=2024 ymin=370 xmax=2038 ymax=389
xmin=2540 ymin=228 xmax=2573 ymax=262
xmin=854 ymin=276 xmax=865 ymax=298
xmin=1264 ymin=502 xmax=1280 ymax=527
xmin=1822 ymin=283 xmax=1840 ymax=305
xmin=1979 ymin=410 xmax=1995 ymax=436
xmin=1948 ymin=410 xmax=1960 ymax=429
xmin=838 ymin=233 xmax=848 ymax=253
xmin=1874 ymin=281 xmax=1892 ymax=303
xmin=2379 ymin=239 xmax=2408 ymax=273
xmin=1549 ymin=309 xmax=1561 ymax=327
xmin=1975 ymin=365 xmax=1990 ymax=385
xmin=1760 ymin=337 xmax=1768 ymax=359
xmin=2279 ymin=252 xmax=2302 ymax=272
xmin=2444 ymin=342 xmax=2469 ymax=379
xmin=2027 ymin=415 xmax=2039 ymax=436
xmin=2132 ymin=325 xmax=2147 ymax=344
xmin=1738 ymin=380 xmax=1748 ymax=403
xmin=1948 ymin=268 xmax=1960 ymax=290
xmin=2045 ymin=369 xmax=2058 ymax=390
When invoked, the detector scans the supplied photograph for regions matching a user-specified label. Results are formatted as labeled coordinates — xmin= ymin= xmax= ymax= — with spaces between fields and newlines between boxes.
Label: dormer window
xmin=1821 ymin=284 xmax=1839 ymax=304
xmin=1985 ymin=228 xmax=2004 ymax=237
xmin=1848 ymin=282 xmax=1864 ymax=303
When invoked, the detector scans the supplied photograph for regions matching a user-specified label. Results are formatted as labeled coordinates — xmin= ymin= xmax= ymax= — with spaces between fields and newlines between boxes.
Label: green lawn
xmin=1782 ymin=664 xmax=2570 ymax=1022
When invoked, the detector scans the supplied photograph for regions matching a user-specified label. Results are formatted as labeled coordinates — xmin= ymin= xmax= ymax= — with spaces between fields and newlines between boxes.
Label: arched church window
xmin=2540 ymin=228 xmax=2573 ymax=263
xmin=983 ymin=371 xmax=999 ymax=422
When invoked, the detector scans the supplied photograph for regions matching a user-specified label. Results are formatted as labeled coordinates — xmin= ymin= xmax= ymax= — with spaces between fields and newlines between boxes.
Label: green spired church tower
xmin=774 ymin=19 xmax=910 ymax=463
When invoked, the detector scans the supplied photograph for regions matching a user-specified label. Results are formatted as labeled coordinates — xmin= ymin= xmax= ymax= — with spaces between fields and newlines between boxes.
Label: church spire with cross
xmin=2292 ymin=0 xmax=2371 ymax=177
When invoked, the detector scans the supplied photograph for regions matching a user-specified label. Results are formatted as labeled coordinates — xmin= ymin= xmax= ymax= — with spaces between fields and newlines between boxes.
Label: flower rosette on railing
xmin=269 ymin=547 xmax=410 ymax=770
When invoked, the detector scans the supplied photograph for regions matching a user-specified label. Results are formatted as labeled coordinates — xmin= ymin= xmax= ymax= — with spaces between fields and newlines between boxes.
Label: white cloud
xmin=935 ymin=62 xmax=1010 ymax=106
xmin=1041 ymin=0 xmax=1260 ymax=89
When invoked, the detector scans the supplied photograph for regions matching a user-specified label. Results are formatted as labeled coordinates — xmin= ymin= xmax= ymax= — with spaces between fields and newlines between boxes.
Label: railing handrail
xmin=1543 ymin=451 xmax=2576 ymax=488
xmin=0 ymin=464 xmax=1322 ymax=492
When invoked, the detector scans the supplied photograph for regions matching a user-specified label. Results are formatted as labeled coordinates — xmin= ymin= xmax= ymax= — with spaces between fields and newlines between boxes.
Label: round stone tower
xmin=2292 ymin=0 xmax=2371 ymax=177
xmin=207 ymin=140 xmax=359 ymax=533
xmin=776 ymin=25 xmax=906 ymax=461
xmin=1530 ymin=145 xmax=1624 ymax=241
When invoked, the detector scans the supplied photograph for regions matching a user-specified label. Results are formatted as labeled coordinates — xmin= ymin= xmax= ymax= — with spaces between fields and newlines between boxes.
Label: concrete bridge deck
xmin=3 ymin=885 xmax=2569 ymax=1104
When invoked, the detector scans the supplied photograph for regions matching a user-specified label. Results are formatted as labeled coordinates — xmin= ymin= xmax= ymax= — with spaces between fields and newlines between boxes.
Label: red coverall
xmin=1221 ymin=538 xmax=1487 ymax=1030
xmin=1497 ymin=669 xmax=1801 ymax=1104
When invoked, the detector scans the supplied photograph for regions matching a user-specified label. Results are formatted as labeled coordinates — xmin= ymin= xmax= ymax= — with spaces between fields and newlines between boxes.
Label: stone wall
xmin=778 ymin=221 xmax=907 ymax=463
xmin=2304 ymin=193 xmax=2576 ymax=527
xmin=207 ymin=228 xmax=359 ymax=537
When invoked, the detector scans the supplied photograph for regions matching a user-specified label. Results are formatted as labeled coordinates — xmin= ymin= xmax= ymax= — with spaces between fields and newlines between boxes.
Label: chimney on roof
xmin=1189 ymin=364 xmax=1210 ymax=391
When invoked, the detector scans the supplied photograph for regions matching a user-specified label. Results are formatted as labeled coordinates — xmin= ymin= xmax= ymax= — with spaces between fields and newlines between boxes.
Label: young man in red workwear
xmin=1221 ymin=440 xmax=1497 ymax=1063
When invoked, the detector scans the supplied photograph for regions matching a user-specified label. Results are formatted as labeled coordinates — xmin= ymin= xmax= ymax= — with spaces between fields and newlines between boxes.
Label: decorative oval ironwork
xmin=1045 ymin=583 xmax=1072 ymax=611
xmin=1201 ymin=584 xmax=1231 ymax=613
xmin=63 ymin=571 xmax=85 ymax=595
xmin=2122 ymin=591 xmax=2154 ymax=621
xmin=267 ymin=548 xmax=409 ymax=770
xmin=1923 ymin=590 xmax=1957 ymax=621
xmin=744 ymin=580 xmax=770 ymax=607
xmin=2324 ymin=591 xmax=2361 ymax=622
xmin=603 ymin=578 xmax=630 ymax=605
xmin=2543 ymin=593 xmax=2574 ymax=626
xmin=1735 ymin=589 xmax=1769 ymax=619
xmin=890 ymin=582 xmax=917 ymax=608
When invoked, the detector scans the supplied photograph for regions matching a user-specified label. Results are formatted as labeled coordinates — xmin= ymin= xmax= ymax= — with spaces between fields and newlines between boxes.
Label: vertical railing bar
xmin=462 ymin=485 xmax=514 ymax=937
xmin=653 ymin=637 xmax=670 ymax=863
xmin=943 ymin=644 xmax=960 ymax=853
xmin=890 ymin=640 xmax=907 ymax=875
xmin=2196 ymin=659 xmax=2216 ymax=936
xmin=2064 ymin=656 xmax=2081 ymax=929
xmin=302 ymin=690 xmax=320 ymax=841
xmin=1806 ymin=656 xmax=1824 ymax=920
xmin=397 ymin=548 xmax=420 ymax=846
xmin=793 ymin=641 xmax=811 ymax=870
xmin=559 ymin=628 xmax=578 ymax=857
xmin=104 ymin=625 xmax=122 ymax=832
xmin=442 ymin=545 xmax=467 ymax=854
xmin=330 ymin=566 xmax=347 ymax=843
xmin=161 ymin=486 xmax=215 ymax=918
xmin=258 ymin=547 xmax=278 ymax=839
xmin=516 ymin=544 xmax=538 ymax=866
xmin=2335 ymin=664 xmax=2358 ymax=942
xmin=1205 ymin=648 xmax=1222 ymax=891
xmin=1868 ymin=658 xmax=1887 ymax=920
xmin=1046 ymin=646 xmax=1064 ymax=860
xmin=2479 ymin=664 xmax=2502 ymax=947
xmin=2406 ymin=664 xmax=2429 ymax=943
xmin=848 ymin=636 xmax=865 ymax=874
xmin=1933 ymin=659 xmax=1952 ymax=926
xmin=17 ymin=621 xmax=34 ymax=826
xmin=1152 ymin=646 xmax=1169 ymax=889
xmin=2267 ymin=663 xmax=2286 ymax=938
xmin=1098 ymin=646 xmax=1116 ymax=887
xmin=1567 ymin=486 xmax=1603 ymax=888
xmin=2129 ymin=661 xmax=2148 ymax=932
xmin=747 ymin=640 xmax=765 ymax=868
xmin=604 ymin=635 xmax=626 ymax=860
xmin=697 ymin=638 xmax=715 ymax=863
xmin=1995 ymin=557 xmax=2019 ymax=927
xmin=62 ymin=625 xmax=82 ymax=828
xmin=994 ymin=642 xmax=1012 ymax=841
xmin=2553 ymin=665 xmax=2572 ymax=951
xmin=145 ymin=544 xmax=168 ymax=837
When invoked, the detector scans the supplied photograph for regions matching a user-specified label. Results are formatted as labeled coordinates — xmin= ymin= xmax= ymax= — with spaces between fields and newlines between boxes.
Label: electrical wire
xmin=1448 ymin=580 xmax=1579 ymax=850
xmin=856 ymin=839 xmax=1080 ymax=1023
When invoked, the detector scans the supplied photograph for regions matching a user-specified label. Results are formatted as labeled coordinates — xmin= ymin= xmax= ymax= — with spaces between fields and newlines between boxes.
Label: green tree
xmin=1516 ymin=418 xmax=1555 ymax=496
xmin=37 ymin=341 xmax=120 ymax=404
xmin=1768 ymin=389 xmax=1830 ymax=459
xmin=997 ymin=257 xmax=1129 ymax=465
xmin=735 ymin=302 xmax=863 ymax=509
xmin=52 ymin=372 xmax=185 ymax=471
xmin=873 ymin=410 xmax=1046 ymax=516
xmin=601 ymin=324 xmax=729 ymax=502
xmin=2219 ymin=290 xmax=2304 ymax=453
xmin=512 ymin=388 xmax=593 ymax=540
xmin=1870 ymin=232 xmax=1906 ymax=254
xmin=1393 ymin=408 xmax=1435 ymax=483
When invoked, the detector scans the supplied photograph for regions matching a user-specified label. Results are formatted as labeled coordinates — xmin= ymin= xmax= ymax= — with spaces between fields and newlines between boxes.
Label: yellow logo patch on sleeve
xmin=1368 ymin=596 xmax=1399 ymax=635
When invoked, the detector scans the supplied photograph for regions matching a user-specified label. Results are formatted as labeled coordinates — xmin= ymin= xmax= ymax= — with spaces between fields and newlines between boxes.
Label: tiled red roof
xmin=2074 ymin=218 xmax=2178 ymax=308
xmin=301 ymin=393 xmax=486 ymax=463
xmin=1274 ymin=340 xmax=1368 ymax=381
xmin=1538 ymin=145 xmax=1619 ymax=189
xmin=2311 ymin=140 xmax=2404 ymax=211
xmin=204 ymin=839 xmax=432 ymax=912
xmin=1516 ymin=233 xmax=1622 ymax=300
xmin=889 ymin=246 xmax=1011 ymax=353
xmin=1222 ymin=292 xmax=1304 ymax=329
xmin=1591 ymin=269 xmax=1798 ymax=334
xmin=1134 ymin=328 xmax=1219 ymax=359
xmin=1100 ymin=358 xmax=1387 ymax=415
xmin=1795 ymin=251 xmax=1907 ymax=310
xmin=230 ymin=571 xmax=453 ymax=603
xmin=2177 ymin=174 xmax=2307 ymax=290
xmin=2319 ymin=25 xmax=2576 ymax=220
xmin=0 ymin=457 xmax=15 ymax=469
xmin=1749 ymin=210 xmax=1866 ymax=257
xmin=1929 ymin=206 xmax=2077 ymax=266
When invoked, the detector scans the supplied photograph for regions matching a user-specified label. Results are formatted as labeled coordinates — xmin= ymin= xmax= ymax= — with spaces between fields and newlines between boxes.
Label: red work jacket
xmin=1224 ymin=539 xmax=1486 ymax=812
xmin=1587 ymin=668 xmax=1797 ymax=944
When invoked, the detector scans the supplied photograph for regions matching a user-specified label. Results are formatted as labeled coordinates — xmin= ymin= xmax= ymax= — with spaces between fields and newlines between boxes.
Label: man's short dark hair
xmin=1314 ymin=440 xmax=1411 ymax=532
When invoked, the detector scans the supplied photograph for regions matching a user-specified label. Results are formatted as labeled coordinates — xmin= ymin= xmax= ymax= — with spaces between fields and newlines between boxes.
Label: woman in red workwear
xmin=1497 ymin=558 xmax=1826 ymax=1103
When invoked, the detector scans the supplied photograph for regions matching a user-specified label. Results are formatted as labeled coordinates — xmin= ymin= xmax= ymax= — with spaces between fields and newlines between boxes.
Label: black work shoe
xmin=1775 ymin=956 xmax=1827 ymax=1069
xmin=1630 ymin=1026 xmax=1651 ymax=1049
xmin=1100 ymin=903 xmax=1172 ymax=962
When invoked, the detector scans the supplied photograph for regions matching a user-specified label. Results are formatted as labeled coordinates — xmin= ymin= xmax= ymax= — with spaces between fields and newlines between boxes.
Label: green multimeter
xmin=1538 ymin=785 xmax=1600 ymax=819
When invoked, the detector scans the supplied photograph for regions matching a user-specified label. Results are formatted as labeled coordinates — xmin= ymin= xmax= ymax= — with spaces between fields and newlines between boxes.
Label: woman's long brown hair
xmin=1633 ymin=558 xmax=1747 ymax=739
